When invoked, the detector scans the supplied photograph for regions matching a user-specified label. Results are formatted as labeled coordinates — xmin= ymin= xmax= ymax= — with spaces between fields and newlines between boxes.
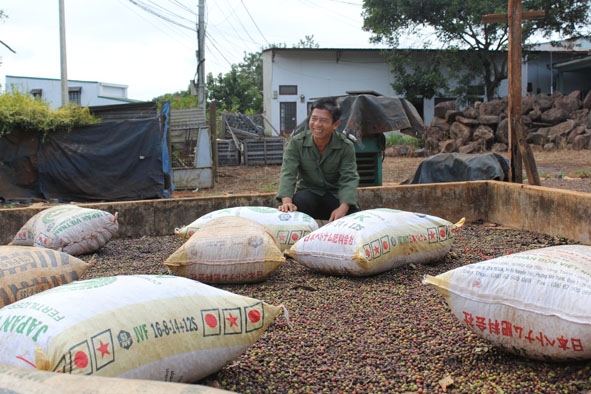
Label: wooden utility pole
xmin=483 ymin=0 xmax=543 ymax=185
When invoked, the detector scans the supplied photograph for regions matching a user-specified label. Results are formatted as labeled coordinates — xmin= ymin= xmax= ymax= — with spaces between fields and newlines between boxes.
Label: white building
xmin=4 ymin=75 xmax=138 ymax=109
xmin=262 ymin=45 xmax=591 ymax=134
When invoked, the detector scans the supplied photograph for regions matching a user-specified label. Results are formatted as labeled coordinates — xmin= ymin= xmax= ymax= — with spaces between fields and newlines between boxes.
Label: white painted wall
xmin=5 ymin=76 xmax=134 ymax=108
xmin=263 ymin=48 xmax=585 ymax=133
xmin=263 ymin=49 xmax=398 ymax=132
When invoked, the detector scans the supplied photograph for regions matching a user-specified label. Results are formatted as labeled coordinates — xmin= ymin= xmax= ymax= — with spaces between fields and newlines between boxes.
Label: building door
xmin=280 ymin=102 xmax=297 ymax=134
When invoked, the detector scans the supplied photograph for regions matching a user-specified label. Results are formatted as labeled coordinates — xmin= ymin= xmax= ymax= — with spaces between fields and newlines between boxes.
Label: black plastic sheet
xmin=403 ymin=153 xmax=510 ymax=184
xmin=294 ymin=94 xmax=425 ymax=139
xmin=38 ymin=116 xmax=172 ymax=202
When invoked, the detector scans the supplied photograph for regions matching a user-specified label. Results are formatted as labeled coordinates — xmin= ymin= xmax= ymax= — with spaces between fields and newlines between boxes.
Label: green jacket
xmin=276 ymin=130 xmax=359 ymax=207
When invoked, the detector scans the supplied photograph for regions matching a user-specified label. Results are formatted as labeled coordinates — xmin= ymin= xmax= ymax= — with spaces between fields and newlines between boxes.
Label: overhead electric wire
xmin=127 ymin=0 xmax=194 ymax=31
xmin=120 ymin=0 xmax=194 ymax=45
xmin=220 ymin=0 xmax=260 ymax=47
xmin=204 ymin=32 xmax=235 ymax=69
xmin=125 ymin=0 xmax=380 ymax=79
xmin=167 ymin=0 xmax=196 ymax=15
xmin=143 ymin=0 xmax=193 ymax=22
xmin=240 ymin=0 xmax=269 ymax=46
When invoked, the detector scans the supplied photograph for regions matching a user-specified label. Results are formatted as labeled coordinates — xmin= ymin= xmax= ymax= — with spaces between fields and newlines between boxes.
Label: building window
xmin=68 ymin=87 xmax=82 ymax=105
xmin=30 ymin=89 xmax=43 ymax=99
xmin=280 ymin=102 xmax=297 ymax=133
xmin=279 ymin=85 xmax=297 ymax=95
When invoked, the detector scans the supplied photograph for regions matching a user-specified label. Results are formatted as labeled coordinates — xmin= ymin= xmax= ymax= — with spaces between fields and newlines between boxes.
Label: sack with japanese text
xmin=0 ymin=363 xmax=237 ymax=394
xmin=0 ymin=245 xmax=90 ymax=307
xmin=166 ymin=216 xmax=285 ymax=284
xmin=286 ymin=208 xmax=464 ymax=277
xmin=10 ymin=205 xmax=119 ymax=256
xmin=423 ymin=245 xmax=591 ymax=361
xmin=174 ymin=206 xmax=318 ymax=250
xmin=0 ymin=274 xmax=283 ymax=383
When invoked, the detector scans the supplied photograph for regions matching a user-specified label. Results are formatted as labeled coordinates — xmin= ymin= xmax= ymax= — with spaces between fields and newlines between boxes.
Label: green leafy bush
xmin=0 ymin=90 xmax=99 ymax=138
xmin=385 ymin=131 xmax=423 ymax=148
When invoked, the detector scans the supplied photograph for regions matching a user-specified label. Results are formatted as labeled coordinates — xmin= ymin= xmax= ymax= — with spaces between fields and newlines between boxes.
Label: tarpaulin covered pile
xmin=402 ymin=153 xmax=510 ymax=184
xmin=294 ymin=94 xmax=425 ymax=139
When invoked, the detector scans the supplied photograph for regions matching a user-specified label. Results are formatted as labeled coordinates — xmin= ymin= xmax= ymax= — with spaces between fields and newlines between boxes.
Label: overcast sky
xmin=0 ymin=0 xmax=388 ymax=101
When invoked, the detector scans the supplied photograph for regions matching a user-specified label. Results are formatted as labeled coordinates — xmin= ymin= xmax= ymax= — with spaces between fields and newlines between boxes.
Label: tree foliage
xmin=152 ymin=88 xmax=199 ymax=110
xmin=205 ymin=36 xmax=320 ymax=115
xmin=362 ymin=0 xmax=591 ymax=101
xmin=293 ymin=35 xmax=320 ymax=49
xmin=153 ymin=36 xmax=320 ymax=116
xmin=206 ymin=51 xmax=263 ymax=114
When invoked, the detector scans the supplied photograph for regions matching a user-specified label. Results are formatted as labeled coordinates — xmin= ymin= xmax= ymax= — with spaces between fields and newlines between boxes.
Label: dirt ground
xmin=178 ymin=149 xmax=591 ymax=198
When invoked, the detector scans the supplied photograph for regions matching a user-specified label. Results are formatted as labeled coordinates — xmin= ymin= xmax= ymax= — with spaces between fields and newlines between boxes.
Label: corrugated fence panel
xmin=243 ymin=138 xmax=285 ymax=165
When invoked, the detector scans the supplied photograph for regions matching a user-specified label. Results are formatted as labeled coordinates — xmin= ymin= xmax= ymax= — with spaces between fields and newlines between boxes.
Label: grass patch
xmin=260 ymin=183 xmax=277 ymax=193
xmin=572 ymin=168 xmax=591 ymax=178
xmin=385 ymin=132 xmax=422 ymax=148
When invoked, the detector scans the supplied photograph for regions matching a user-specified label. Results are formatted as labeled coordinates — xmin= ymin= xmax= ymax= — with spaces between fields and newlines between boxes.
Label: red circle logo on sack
xmin=248 ymin=309 xmax=261 ymax=323
xmin=205 ymin=313 xmax=218 ymax=328
xmin=74 ymin=351 xmax=89 ymax=368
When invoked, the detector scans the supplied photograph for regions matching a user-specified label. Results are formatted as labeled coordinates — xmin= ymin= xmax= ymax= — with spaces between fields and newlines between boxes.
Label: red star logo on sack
xmin=223 ymin=308 xmax=243 ymax=334
xmin=91 ymin=330 xmax=115 ymax=371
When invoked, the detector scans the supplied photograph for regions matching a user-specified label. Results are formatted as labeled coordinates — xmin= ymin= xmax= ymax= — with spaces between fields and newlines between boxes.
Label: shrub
xmin=0 ymin=90 xmax=99 ymax=138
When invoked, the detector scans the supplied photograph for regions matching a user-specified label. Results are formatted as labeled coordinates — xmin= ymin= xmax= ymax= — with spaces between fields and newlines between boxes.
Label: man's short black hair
xmin=311 ymin=97 xmax=342 ymax=122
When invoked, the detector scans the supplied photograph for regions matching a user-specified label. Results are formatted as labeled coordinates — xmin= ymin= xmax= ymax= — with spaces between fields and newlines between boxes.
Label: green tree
xmin=294 ymin=35 xmax=320 ymax=48
xmin=206 ymin=50 xmax=263 ymax=114
xmin=362 ymin=0 xmax=591 ymax=101
xmin=152 ymin=88 xmax=198 ymax=109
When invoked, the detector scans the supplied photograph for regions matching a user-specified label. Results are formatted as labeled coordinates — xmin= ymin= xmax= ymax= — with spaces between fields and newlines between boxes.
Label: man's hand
xmin=278 ymin=198 xmax=297 ymax=212
xmin=329 ymin=203 xmax=350 ymax=222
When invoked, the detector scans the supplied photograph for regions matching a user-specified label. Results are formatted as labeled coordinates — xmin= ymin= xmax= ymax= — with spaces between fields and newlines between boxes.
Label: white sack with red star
xmin=0 ymin=275 xmax=283 ymax=383
xmin=174 ymin=206 xmax=318 ymax=251
xmin=286 ymin=208 xmax=464 ymax=276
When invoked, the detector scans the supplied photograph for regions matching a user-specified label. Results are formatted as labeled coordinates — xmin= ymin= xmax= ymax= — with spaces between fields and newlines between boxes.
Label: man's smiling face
xmin=309 ymin=108 xmax=339 ymax=144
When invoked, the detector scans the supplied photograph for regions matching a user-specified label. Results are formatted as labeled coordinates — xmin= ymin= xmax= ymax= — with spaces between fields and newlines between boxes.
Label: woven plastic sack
xmin=423 ymin=244 xmax=591 ymax=361
xmin=286 ymin=208 xmax=464 ymax=277
xmin=0 ymin=245 xmax=90 ymax=307
xmin=166 ymin=216 xmax=285 ymax=284
xmin=0 ymin=275 xmax=283 ymax=383
xmin=10 ymin=205 xmax=119 ymax=256
xmin=0 ymin=363 xmax=236 ymax=394
xmin=174 ymin=206 xmax=318 ymax=250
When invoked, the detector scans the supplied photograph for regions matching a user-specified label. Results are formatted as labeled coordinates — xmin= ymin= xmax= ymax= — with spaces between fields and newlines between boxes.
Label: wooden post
xmin=507 ymin=0 xmax=524 ymax=183
xmin=483 ymin=0 xmax=543 ymax=185
xmin=209 ymin=101 xmax=218 ymax=183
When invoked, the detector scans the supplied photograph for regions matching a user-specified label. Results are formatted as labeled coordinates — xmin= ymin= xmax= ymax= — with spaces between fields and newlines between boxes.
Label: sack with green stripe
xmin=0 ymin=275 xmax=285 ymax=383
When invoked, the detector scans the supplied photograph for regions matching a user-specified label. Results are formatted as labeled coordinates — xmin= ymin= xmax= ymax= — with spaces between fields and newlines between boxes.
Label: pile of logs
xmin=417 ymin=90 xmax=591 ymax=156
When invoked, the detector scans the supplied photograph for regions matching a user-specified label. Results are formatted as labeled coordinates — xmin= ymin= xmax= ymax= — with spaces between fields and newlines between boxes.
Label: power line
xmin=167 ymin=0 xmax=196 ymax=15
xmin=221 ymin=0 xmax=260 ymax=47
xmin=240 ymin=0 xmax=269 ymax=46
xmin=127 ymin=0 xmax=194 ymax=31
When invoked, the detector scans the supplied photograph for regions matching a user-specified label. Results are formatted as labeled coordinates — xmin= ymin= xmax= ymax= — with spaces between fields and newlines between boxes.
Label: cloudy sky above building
xmin=0 ymin=0 xmax=389 ymax=101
